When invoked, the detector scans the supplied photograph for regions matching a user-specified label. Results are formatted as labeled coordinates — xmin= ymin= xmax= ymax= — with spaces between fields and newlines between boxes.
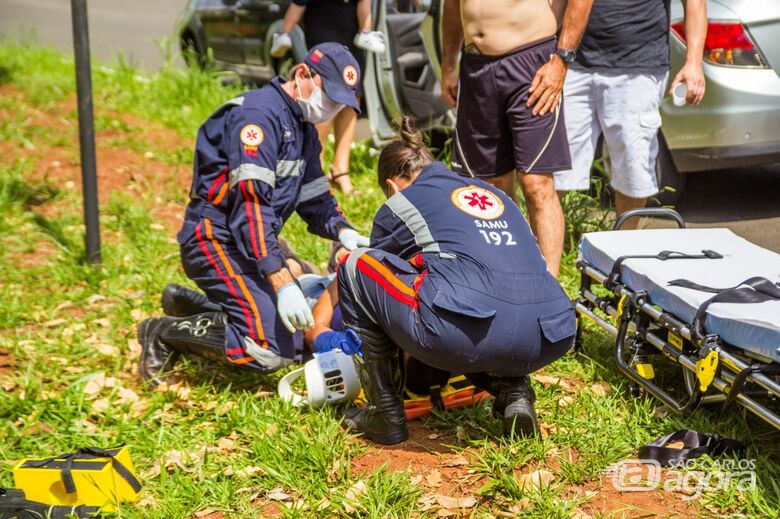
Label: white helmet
xmin=278 ymin=349 xmax=361 ymax=407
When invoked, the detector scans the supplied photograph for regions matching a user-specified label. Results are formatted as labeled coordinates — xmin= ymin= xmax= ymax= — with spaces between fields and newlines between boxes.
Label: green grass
xmin=1 ymin=36 xmax=779 ymax=518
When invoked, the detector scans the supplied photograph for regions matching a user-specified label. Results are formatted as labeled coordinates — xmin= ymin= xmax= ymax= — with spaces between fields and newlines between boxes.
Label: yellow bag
xmin=13 ymin=446 xmax=141 ymax=512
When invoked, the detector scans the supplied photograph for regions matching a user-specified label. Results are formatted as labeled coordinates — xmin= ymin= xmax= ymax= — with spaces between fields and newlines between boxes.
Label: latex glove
xmin=338 ymin=228 xmax=369 ymax=251
xmin=276 ymin=282 xmax=314 ymax=333
xmin=312 ymin=329 xmax=363 ymax=356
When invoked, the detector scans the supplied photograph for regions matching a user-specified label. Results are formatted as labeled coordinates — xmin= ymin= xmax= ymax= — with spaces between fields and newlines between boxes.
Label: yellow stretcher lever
xmin=696 ymin=349 xmax=719 ymax=392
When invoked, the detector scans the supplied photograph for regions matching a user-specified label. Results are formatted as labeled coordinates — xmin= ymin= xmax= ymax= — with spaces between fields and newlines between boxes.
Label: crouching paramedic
xmin=137 ymin=43 xmax=369 ymax=385
xmin=337 ymin=117 xmax=576 ymax=445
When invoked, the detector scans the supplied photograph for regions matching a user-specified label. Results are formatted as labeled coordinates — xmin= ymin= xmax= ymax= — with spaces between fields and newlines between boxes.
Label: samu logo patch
xmin=451 ymin=185 xmax=505 ymax=220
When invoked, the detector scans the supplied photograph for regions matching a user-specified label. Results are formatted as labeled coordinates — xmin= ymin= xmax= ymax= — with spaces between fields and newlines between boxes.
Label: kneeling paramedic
xmin=338 ymin=117 xmax=576 ymax=444
xmin=138 ymin=43 xmax=369 ymax=385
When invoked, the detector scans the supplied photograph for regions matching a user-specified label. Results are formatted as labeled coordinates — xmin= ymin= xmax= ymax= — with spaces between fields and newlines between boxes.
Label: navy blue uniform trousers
xmin=338 ymin=248 xmax=575 ymax=377
xmin=179 ymin=218 xmax=300 ymax=371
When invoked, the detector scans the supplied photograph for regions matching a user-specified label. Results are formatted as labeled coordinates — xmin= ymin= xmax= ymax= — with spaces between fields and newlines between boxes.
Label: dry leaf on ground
xmin=425 ymin=469 xmax=443 ymax=488
xmin=441 ymin=455 xmax=469 ymax=467
xmin=558 ymin=395 xmax=575 ymax=408
xmin=435 ymin=495 xmax=478 ymax=509
xmin=344 ymin=480 xmax=367 ymax=513
xmin=533 ymin=374 xmax=576 ymax=391
xmin=266 ymin=487 xmax=292 ymax=501
xmin=83 ymin=373 xmax=118 ymax=397
xmin=517 ymin=469 xmax=555 ymax=490
xmin=589 ymin=382 xmax=611 ymax=397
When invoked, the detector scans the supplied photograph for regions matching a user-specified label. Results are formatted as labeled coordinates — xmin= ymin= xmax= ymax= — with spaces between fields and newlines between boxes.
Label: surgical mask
xmin=296 ymin=75 xmax=344 ymax=124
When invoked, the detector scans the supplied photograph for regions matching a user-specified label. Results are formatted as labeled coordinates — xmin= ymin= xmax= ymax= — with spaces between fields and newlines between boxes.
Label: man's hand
xmin=338 ymin=228 xmax=369 ymax=251
xmin=670 ymin=60 xmax=706 ymax=106
xmin=276 ymin=282 xmax=314 ymax=333
xmin=441 ymin=66 xmax=459 ymax=108
xmin=527 ymin=55 xmax=567 ymax=116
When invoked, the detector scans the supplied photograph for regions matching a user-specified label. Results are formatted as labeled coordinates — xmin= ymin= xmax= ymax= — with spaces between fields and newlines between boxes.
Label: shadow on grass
xmin=0 ymin=65 xmax=11 ymax=85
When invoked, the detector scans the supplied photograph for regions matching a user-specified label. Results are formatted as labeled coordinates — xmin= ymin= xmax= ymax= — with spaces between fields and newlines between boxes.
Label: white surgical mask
xmin=296 ymin=75 xmax=344 ymax=124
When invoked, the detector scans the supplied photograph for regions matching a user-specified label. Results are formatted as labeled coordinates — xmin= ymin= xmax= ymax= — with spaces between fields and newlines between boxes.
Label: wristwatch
xmin=554 ymin=47 xmax=577 ymax=64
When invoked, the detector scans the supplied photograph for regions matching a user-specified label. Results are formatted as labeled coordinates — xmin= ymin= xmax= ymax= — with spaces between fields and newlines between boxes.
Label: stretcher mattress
xmin=580 ymin=228 xmax=780 ymax=363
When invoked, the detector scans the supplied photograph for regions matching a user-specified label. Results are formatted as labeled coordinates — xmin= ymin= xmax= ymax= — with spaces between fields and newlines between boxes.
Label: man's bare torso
xmin=461 ymin=0 xmax=565 ymax=55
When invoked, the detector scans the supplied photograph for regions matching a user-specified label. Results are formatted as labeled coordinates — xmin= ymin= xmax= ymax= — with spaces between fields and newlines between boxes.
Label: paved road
xmin=2 ymin=0 xmax=779 ymax=252
xmin=0 ymin=0 xmax=187 ymax=70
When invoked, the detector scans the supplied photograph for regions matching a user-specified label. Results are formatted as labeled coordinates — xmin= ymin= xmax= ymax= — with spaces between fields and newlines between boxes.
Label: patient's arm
xmin=304 ymin=281 xmax=339 ymax=348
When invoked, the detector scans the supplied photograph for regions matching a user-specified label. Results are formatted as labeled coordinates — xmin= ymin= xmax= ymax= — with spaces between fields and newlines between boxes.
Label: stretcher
xmin=574 ymin=208 xmax=780 ymax=430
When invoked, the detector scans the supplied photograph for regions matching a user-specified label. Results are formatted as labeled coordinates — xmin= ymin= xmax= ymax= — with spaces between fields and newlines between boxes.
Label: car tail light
xmin=671 ymin=20 xmax=768 ymax=67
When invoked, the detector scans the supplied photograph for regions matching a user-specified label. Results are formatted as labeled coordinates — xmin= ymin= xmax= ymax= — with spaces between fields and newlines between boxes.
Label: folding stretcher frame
xmin=574 ymin=208 xmax=780 ymax=431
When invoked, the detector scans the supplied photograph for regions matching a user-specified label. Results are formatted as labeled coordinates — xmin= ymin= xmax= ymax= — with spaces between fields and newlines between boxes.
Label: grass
xmin=1 ymin=35 xmax=779 ymax=518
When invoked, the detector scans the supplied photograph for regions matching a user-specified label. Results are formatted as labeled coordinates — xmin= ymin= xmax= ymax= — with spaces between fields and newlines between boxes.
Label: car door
xmin=365 ymin=0 xmax=453 ymax=143
xmin=198 ymin=0 xmax=243 ymax=64
xmin=235 ymin=0 xmax=289 ymax=69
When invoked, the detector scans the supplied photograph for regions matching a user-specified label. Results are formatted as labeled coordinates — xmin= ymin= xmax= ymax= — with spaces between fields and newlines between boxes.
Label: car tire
xmin=272 ymin=56 xmax=297 ymax=81
xmin=589 ymin=132 xmax=686 ymax=208
xmin=181 ymin=34 xmax=206 ymax=70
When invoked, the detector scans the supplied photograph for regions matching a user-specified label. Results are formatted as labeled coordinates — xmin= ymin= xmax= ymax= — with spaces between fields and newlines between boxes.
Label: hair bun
xmin=398 ymin=115 xmax=423 ymax=151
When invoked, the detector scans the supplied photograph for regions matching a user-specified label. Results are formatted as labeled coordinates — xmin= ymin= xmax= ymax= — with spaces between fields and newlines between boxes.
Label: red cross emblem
xmin=464 ymin=191 xmax=494 ymax=211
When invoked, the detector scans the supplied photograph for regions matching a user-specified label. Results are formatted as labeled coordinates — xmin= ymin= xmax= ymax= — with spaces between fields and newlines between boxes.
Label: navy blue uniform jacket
xmin=178 ymin=78 xmax=349 ymax=273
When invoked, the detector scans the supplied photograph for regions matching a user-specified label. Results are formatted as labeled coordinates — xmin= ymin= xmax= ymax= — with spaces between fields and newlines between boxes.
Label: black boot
xmin=343 ymin=329 xmax=408 ymax=445
xmin=161 ymin=283 xmax=221 ymax=317
xmin=137 ymin=312 xmax=229 ymax=386
xmin=493 ymin=376 xmax=540 ymax=438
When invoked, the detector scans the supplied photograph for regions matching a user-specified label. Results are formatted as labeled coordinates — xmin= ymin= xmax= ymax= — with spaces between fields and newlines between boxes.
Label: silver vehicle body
xmin=364 ymin=0 xmax=780 ymax=196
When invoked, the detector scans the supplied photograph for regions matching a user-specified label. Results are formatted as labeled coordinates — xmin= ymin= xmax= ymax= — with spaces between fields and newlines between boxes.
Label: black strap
xmin=638 ymin=429 xmax=746 ymax=467
xmin=722 ymin=363 xmax=780 ymax=412
xmin=671 ymin=277 xmax=780 ymax=341
xmin=25 ymin=446 xmax=141 ymax=495
xmin=0 ymin=489 xmax=100 ymax=518
xmin=606 ymin=250 xmax=722 ymax=291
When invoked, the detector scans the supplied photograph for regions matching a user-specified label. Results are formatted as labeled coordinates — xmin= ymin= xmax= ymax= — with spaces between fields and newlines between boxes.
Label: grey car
xmin=364 ymin=0 xmax=780 ymax=202
xmin=176 ymin=0 xmax=308 ymax=83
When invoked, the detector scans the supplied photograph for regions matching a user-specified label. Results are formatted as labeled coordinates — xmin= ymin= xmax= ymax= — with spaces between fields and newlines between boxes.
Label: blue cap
xmin=304 ymin=42 xmax=361 ymax=112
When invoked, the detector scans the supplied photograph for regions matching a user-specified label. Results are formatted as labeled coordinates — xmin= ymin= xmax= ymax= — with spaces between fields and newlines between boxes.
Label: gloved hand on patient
xmin=313 ymin=329 xmax=363 ymax=356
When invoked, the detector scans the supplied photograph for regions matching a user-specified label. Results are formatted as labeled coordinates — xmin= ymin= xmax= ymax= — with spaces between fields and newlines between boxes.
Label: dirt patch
xmin=580 ymin=476 xmax=698 ymax=517
xmin=0 ymin=348 xmax=15 ymax=374
xmin=351 ymin=422 xmax=484 ymax=497
xmin=4 ymin=237 xmax=58 ymax=270
xmin=3 ymin=86 xmax=193 ymax=234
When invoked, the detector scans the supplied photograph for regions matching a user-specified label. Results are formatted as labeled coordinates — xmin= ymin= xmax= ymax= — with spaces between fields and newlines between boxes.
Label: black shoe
xmin=493 ymin=376 xmax=540 ymax=438
xmin=342 ymin=329 xmax=408 ymax=445
xmin=137 ymin=317 xmax=180 ymax=387
xmin=137 ymin=312 xmax=229 ymax=386
xmin=161 ymin=283 xmax=220 ymax=317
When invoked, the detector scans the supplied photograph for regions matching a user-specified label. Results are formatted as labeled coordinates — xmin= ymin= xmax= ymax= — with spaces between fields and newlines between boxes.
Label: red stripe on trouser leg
xmin=356 ymin=259 xmax=418 ymax=308
xmin=239 ymin=181 xmax=262 ymax=259
xmin=195 ymin=223 xmax=257 ymax=343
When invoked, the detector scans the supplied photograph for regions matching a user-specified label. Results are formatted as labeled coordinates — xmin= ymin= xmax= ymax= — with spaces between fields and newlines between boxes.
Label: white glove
xmin=339 ymin=228 xmax=370 ymax=251
xmin=276 ymin=283 xmax=314 ymax=333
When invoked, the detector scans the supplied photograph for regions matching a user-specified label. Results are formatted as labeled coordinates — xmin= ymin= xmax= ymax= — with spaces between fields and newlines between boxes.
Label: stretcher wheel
xmin=629 ymin=382 xmax=645 ymax=399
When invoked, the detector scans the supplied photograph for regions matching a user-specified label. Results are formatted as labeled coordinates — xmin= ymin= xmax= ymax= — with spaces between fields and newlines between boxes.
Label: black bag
xmin=0 ymin=489 xmax=100 ymax=519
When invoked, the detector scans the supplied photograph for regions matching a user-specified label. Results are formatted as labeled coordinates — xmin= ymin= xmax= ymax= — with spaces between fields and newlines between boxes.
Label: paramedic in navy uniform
xmin=338 ymin=117 xmax=576 ymax=444
xmin=137 ymin=43 xmax=369 ymax=386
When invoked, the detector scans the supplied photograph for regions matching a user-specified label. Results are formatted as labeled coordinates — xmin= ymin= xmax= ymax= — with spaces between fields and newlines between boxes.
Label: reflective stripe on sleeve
xmin=298 ymin=175 xmax=330 ymax=203
xmin=385 ymin=193 xmax=455 ymax=258
xmin=276 ymin=159 xmax=304 ymax=178
xmin=229 ymin=163 xmax=276 ymax=188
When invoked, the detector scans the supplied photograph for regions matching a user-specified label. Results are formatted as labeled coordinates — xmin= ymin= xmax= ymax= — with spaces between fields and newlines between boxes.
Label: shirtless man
xmin=441 ymin=0 xmax=593 ymax=277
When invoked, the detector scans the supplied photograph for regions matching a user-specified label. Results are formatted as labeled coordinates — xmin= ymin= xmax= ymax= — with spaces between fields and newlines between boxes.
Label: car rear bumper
xmin=671 ymin=140 xmax=780 ymax=172
xmin=662 ymin=36 xmax=780 ymax=170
